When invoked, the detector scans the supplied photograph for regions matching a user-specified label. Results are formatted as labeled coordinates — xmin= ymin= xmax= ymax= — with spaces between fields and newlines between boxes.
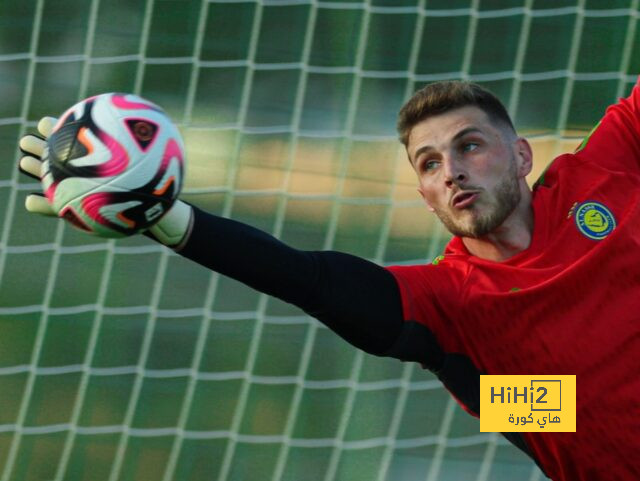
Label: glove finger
xmin=19 ymin=134 xmax=47 ymax=159
xmin=41 ymin=158 xmax=51 ymax=180
xmin=18 ymin=155 xmax=43 ymax=180
xmin=40 ymin=159 xmax=55 ymax=199
xmin=25 ymin=193 xmax=55 ymax=216
xmin=38 ymin=117 xmax=58 ymax=138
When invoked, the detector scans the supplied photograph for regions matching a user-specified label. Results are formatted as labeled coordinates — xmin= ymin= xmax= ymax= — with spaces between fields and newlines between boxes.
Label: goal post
xmin=0 ymin=1 xmax=637 ymax=480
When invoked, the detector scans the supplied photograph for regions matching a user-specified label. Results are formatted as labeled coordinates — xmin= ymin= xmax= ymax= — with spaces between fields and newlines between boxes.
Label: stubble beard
xmin=434 ymin=157 xmax=521 ymax=239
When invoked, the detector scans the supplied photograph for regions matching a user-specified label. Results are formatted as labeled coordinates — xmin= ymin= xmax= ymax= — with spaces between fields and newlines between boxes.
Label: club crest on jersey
xmin=574 ymin=201 xmax=616 ymax=240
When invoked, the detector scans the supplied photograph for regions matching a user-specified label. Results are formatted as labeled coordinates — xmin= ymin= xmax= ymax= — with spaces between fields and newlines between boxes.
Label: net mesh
xmin=0 ymin=1 xmax=638 ymax=480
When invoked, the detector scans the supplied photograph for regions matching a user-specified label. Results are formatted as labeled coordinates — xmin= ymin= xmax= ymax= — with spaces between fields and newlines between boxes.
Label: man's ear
xmin=417 ymin=186 xmax=435 ymax=212
xmin=515 ymin=137 xmax=533 ymax=178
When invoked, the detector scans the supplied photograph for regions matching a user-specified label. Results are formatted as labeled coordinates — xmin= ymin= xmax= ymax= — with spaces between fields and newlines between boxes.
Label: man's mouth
xmin=452 ymin=191 xmax=479 ymax=209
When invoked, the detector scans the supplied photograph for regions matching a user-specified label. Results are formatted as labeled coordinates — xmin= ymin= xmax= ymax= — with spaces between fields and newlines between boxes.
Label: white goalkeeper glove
xmin=18 ymin=117 xmax=194 ymax=249
xmin=18 ymin=116 xmax=57 ymax=216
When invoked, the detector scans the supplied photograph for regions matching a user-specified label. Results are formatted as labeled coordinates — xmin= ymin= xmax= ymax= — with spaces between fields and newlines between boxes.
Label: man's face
xmin=407 ymin=106 xmax=528 ymax=238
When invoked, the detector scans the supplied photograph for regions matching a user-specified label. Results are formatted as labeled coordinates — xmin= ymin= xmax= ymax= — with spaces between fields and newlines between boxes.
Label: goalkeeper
xmin=19 ymin=79 xmax=640 ymax=481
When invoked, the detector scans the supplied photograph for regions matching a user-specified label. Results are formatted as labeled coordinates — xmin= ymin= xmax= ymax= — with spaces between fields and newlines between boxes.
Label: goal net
xmin=0 ymin=1 xmax=637 ymax=480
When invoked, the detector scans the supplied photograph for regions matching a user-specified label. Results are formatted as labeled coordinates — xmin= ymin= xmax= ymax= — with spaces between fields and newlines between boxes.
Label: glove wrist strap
xmin=148 ymin=200 xmax=194 ymax=250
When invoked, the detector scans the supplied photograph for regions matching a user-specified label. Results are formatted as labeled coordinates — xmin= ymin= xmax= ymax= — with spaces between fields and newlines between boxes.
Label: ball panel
xmin=49 ymin=97 xmax=131 ymax=180
xmin=124 ymin=118 xmax=159 ymax=152
xmin=48 ymin=120 xmax=89 ymax=165
xmin=110 ymin=93 xmax=162 ymax=112
xmin=106 ymin=137 xmax=184 ymax=205
xmin=79 ymin=188 xmax=173 ymax=237
xmin=93 ymin=126 xmax=130 ymax=177
xmin=60 ymin=205 xmax=93 ymax=233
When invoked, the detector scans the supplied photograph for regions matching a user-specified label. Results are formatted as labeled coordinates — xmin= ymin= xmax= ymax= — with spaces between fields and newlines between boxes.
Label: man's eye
xmin=463 ymin=142 xmax=479 ymax=153
xmin=424 ymin=160 xmax=439 ymax=171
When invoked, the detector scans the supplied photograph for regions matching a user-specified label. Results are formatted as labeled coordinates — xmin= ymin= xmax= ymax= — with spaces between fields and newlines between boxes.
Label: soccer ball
xmin=43 ymin=92 xmax=185 ymax=238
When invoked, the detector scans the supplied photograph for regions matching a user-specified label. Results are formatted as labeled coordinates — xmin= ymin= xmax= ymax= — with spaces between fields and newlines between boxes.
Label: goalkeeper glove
xmin=18 ymin=117 xmax=194 ymax=249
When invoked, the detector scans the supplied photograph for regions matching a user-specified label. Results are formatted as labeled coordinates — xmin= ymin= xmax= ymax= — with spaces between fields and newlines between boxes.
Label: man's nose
xmin=443 ymin=156 xmax=467 ymax=188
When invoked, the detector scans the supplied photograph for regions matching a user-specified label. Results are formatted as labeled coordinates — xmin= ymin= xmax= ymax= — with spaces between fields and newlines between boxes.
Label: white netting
xmin=0 ymin=1 xmax=637 ymax=480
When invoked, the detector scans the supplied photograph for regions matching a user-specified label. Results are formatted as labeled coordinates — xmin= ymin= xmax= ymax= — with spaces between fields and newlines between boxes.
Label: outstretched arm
xmin=176 ymin=205 xmax=404 ymax=356
xmin=19 ymin=117 xmax=408 ymax=359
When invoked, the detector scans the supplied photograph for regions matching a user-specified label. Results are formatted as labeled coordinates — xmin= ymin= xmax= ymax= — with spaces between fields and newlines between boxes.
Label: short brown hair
xmin=397 ymin=81 xmax=516 ymax=146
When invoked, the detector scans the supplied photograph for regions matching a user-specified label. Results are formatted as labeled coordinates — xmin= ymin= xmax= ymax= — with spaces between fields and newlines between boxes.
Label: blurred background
xmin=0 ymin=0 xmax=638 ymax=480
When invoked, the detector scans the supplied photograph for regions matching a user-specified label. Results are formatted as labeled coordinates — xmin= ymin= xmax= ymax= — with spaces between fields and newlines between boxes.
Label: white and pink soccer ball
xmin=43 ymin=92 xmax=185 ymax=238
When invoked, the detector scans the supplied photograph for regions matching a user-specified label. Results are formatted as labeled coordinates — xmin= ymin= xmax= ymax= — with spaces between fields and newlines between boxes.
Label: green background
xmin=0 ymin=1 xmax=638 ymax=480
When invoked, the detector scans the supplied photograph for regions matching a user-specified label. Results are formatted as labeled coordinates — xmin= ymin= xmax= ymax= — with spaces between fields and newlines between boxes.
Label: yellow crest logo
xmin=574 ymin=201 xmax=615 ymax=240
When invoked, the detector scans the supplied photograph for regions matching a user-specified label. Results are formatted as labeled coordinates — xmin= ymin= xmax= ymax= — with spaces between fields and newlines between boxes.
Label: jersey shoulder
xmin=386 ymin=250 xmax=470 ymax=327
xmin=535 ymin=78 xmax=640 ymax=189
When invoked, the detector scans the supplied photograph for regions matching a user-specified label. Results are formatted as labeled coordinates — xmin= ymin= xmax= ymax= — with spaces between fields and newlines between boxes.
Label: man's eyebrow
xmin=412 ymin=127 xmax=483 ymax=161
xmin=452 ymin=126 xmax=483 ymax=142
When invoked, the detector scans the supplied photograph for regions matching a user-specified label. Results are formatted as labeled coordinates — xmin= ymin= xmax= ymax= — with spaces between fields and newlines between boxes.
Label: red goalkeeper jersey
xmin=387 ymin=79 xmax=640 ymax=481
